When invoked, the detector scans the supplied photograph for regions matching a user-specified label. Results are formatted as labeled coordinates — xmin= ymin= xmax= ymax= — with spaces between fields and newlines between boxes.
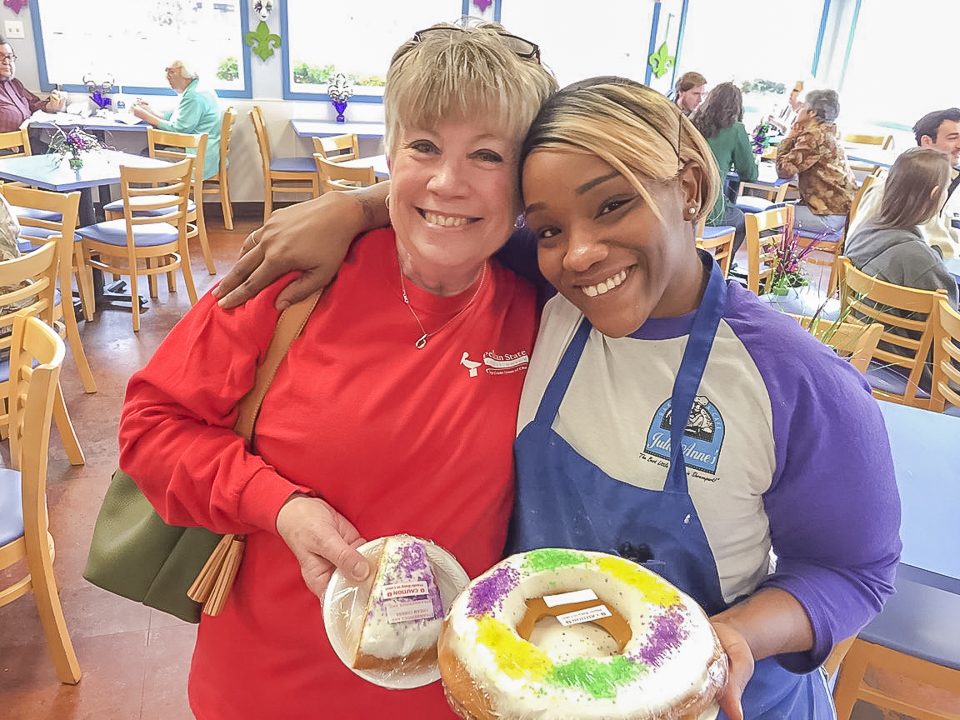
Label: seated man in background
xmin=131 ymin=59 xmax=222 ymax=180
xmin=672 ymin=70 xmax=707 ymax=116
xmin=0 ymin=36 xmax=65 ymax=134
xmin=848 ymin=108 xmax=960 ymax=259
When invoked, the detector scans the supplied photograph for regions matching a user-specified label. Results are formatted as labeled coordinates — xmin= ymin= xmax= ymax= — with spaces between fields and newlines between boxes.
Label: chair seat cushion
xmin=736 ymin=196 xmax=774 ymax=214
xmin=16 ymin=227 xmax=83 ymax=254
xmin=102 ymin=197 xmax=196 ymax=216
xmin=796 ymin=228 xmax=843 ymax=241
xmin=864 ymin=363 xmax=931 ymax=401
xmin=0 ymin=467 xmax=25 ymax=546
xmin=10 ymin=205 xmax=63 ymax=223
xmin=76 ymin=219 xmax=180 ymax=247
xmin=700 ymin=225 xmax=735 ymax=240
xmin=270 ymin=156 xmax=317 ymax=173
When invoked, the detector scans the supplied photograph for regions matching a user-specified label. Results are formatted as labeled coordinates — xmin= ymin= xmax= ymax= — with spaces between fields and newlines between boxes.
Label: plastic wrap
xmin=322 ymin=534 xmax=469 ymax=689
xmin=436 ymin=549 xmax=728 ymax=719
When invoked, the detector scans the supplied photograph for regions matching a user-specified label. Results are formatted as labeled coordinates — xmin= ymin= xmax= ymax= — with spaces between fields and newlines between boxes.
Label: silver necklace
xmin=400 ymin=261 xmax=487 ymax=349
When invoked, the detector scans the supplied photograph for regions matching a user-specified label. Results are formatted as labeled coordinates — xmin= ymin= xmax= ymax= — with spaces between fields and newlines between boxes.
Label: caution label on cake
xmin=543 ymin=589 xmax=599 ymax=607
xmin=382 ymin=581 xmax=429 ymax=600
xmin=386 ymin=598 xmax=436 ymax=624
xmin=556 ymin=604 xmax=612 ymax=627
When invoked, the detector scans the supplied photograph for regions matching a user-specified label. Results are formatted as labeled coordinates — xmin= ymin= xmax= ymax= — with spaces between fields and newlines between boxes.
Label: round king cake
xmin=438 ymin=549 xmax=728 ymax=720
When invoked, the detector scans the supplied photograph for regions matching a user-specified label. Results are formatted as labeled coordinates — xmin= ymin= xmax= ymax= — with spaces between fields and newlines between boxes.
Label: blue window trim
xmin=30 ymin=3 xmax=253 ymax=99
xmin=811 ymin=0 xmax=831 ymax=76
xmin=644 ymin=1 xmax=661 ymax=86
xmin=281 ymin=0 xmax=501 ymax=104
xmin=671 ymin=0 xmax=689 ymax=90
xmin=839 ymin=0 xmax=862 ymax=91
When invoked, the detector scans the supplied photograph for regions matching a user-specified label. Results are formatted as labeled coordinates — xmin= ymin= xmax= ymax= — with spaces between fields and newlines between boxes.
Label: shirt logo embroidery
xmin=460 ymin=352 xmax=482 ymax=377
xmin=643 ymin=395 xmax=724 ymax=474
xmin=460 ymin=350 xmax=530 ymax=378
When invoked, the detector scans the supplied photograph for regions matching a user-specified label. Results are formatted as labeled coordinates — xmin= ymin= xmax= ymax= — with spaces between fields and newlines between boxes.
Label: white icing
xmin=442 ymin=551 xmax=724 ymax=720
xmin=355 ymin=537 xmax=443 ymax=662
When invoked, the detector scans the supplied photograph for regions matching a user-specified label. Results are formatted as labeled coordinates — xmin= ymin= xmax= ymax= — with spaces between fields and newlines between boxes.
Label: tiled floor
xmin=0 ymin=214 xmax=899 ymax=719
xmin=0 ymin=213 xmax=255 ymax=720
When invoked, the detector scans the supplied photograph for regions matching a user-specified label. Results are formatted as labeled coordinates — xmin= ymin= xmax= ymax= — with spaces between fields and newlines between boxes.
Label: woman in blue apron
xmin=508 ymin=78 xmax=901 ymax=719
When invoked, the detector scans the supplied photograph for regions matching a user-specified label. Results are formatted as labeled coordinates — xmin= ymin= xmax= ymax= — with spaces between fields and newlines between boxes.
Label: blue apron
xmin=507 ymin=260 xmax=835 ymax=719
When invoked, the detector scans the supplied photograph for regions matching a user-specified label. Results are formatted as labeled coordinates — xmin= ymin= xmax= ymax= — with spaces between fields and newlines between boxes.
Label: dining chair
xmin=695 ymin=216 xmax=735 ymax=277
xmin=838 ymin=256 xmax=947 ymax=409
xmin=0 ymin=128 xmax=34 ymax=192
xmin=314 ymin=154 xmax=377 ymax=194
xmin=0 ymin=236 xmax=84 ymax=464
xmin=312 ymin=133 xmax=360 ymax=164
xmin=832 ymin=573 xmax=960 ymax=720
xmin=743 ymin=204 xmax=793 ymax=295
xmin=787 ymin=313 xmax=883 ymax=375
xmin=250 ymin=105 xmax=320 ymax=223
xmin=104 ymin=128 xmax=216 ymax=275
xmin=735 ymin=176 xmax=792 ymax=214
xmin=202 ymin=106 xmax=238 ymax=231
xmin=0 ymin=313 xmax=82 ymax=685
xmin=844 ymin=133 xmax=895 ymax=182
xmin=930 ymin=297 xmax=960 ymax=416
xmin=1 ymin=184 xmax=97 ymax=393
xmin=77 ymin=157 xmax=198 ymax=333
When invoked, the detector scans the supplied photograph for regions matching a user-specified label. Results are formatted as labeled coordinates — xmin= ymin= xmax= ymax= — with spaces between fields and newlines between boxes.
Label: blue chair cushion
xmin=736 ymin=196 xmax=774 ymax=214
xmin=102 ymin=197 xmax=196 ymax=216
xmin=796 ymin=228 xmax=843 ymax=241
xmin=0 ymin=467 xmax=25 ymax=546
xmin=76 ymin=219 xmax=180 ymax=247
xmin=271 ymin=156 xmax=317 ymax=173
xmin=16 ymin=227 xmax=83 ymax=254
xmin=10 ymin=205 xmax=63 ymax=223
xmin=864 ymin=363 xmax=931 ymax=401
xmin=700 ymin=225 xmax=735 ymax=240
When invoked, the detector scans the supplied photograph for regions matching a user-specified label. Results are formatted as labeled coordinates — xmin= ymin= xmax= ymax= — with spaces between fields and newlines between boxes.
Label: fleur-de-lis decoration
xmin=245 ymin=20 xmax=281 ymax=62
xmin=473 ymin=0 xmax=493 ymax=11
xmin=648 ymin=41 xmax=675 ymax=79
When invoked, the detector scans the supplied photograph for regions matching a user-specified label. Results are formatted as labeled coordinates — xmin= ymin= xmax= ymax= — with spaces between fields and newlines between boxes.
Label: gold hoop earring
xmin=385 ymin=194 xmax=391 ymax=210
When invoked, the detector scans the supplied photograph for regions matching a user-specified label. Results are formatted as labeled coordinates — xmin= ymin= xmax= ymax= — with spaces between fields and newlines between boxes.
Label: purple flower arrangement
xmin=768 ymin=210 xmax=827 ymax=294
xmin=48 ymin=126 xmax=103 ymax=170
xmin=751 ymin=121 xmax=771 ymax=156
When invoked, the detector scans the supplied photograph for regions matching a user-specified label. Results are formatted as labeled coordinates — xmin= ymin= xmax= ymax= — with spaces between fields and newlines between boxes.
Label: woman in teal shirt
xmin=691 ymin=82 xmax=758 ymax=256
xmin=131 ymin=60 xmax=222 ymax=180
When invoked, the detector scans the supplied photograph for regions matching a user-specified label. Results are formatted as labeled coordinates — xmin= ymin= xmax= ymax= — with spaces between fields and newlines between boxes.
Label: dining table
xmin=338 ymin=153 xmax=389 ymax=180
xmin=290 ymin=120 xmax=386 ymax=139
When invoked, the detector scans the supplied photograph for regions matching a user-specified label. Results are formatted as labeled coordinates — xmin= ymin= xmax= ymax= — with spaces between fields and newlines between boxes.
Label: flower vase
xmin=332 ymin=101 xmax=347 ymax=123
xmin=69 ymin=154 xmax=83 ymax=171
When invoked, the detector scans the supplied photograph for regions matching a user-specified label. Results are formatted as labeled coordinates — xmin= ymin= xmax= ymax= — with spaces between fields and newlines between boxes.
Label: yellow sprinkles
xmin=595 ymin=556 xmax=681 ymax=607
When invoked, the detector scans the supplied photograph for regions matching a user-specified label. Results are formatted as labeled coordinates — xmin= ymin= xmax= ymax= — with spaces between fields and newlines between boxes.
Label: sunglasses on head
xmin=412 ymin=26 xmax=541 ymax=63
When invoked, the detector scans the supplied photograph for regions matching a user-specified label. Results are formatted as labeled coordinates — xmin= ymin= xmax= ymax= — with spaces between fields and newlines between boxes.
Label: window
xmin=32 ymin=0 xmax=250 ymax=97
xmin=678 ymin=0 xmax=825 ymax=116
xmin=842 ymin=0 xmax=952 ymax=130
xmin=500 ymin=0 xmax=658 ymax=89
xmin=282 ymin=0 xmax=462 ymax=101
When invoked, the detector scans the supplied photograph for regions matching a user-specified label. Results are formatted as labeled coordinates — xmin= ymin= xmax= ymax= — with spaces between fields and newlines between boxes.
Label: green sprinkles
xmin=523 ymin=548 xmax=591 ymax=573
xmin=546 ymin=656 xmax=647 ymax=699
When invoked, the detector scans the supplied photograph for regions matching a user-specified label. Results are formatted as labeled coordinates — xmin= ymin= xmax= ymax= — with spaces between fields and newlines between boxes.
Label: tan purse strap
xmin=233 ymin=291 xmax=323 ymax=443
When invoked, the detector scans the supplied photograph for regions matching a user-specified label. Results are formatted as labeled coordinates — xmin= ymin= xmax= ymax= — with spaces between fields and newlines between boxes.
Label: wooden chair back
xmin=250 ymin=105 xmax=320 ymax=221
xmin=312 ymin=133 xmax=359 ymax=163
xmin=930 ymin=297 xmax=960 ymax=412
xmin=314 ymin=154 xmax=376 ymax=193
xmin=1 ymin=185 xmax=96 ymax=394
xmin=844 ymin=133 xmax=894 ymax=149
xmin=0 ymin=128 xmax=31 ymax=157
xmin=144 ymin=127 xmax=214 ymax=274
xmin=695 ymin=216 xmax=735 ymax=277
xmin=788 ymin=313 xmax=884 ymax=375
xmin=838 ymin=256 xmax=947 ymax=408
xmin=744 ymin=204 xmax=793 ymax=295
xmin=0 ymin=313 xmax=81 ymax=684
xmin=201 ymin=106 xmax=237 ymax=230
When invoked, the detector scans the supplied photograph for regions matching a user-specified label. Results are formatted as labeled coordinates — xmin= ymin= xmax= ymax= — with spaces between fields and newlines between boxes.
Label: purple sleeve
xmin=726 ymin=285 xmax=901 ymax=673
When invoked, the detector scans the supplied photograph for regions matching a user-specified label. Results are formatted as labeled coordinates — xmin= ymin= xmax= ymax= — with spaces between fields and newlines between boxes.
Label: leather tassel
xmin=187 ymin=533 xmax=238 ymax=604
xmin=202 ymin=535 xmax=245 ymax=617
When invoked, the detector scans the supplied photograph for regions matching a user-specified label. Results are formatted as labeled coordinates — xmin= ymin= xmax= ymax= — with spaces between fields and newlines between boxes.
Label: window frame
xmin=29 ymin=1 xmax=253 ymax=99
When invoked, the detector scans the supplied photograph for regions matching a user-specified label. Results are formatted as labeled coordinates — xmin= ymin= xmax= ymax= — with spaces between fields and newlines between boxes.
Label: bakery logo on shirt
xmin=641 ymin=395 xmax=724 ymax=477
xmin=459 ymin=349 xmax=530 ymax=377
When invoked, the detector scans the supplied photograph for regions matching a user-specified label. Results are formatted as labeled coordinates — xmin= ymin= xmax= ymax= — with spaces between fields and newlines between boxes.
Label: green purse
xmin=83 ymin=292 xmax=321 ymax=623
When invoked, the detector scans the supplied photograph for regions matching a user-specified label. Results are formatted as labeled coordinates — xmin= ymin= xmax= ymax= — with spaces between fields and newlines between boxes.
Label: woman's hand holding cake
xmin=276 ymin=495 xmax=370 ymax=597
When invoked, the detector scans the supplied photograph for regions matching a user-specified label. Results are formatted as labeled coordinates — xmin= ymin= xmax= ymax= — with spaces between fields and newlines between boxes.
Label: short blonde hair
xmin=520 ymin=77 xmax=719 ymax=225
xmin=384 ymin=23 xmax=557 ymax=158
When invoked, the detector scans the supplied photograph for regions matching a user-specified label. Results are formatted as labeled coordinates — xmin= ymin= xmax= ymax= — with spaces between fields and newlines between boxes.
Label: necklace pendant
xmin=415 ymin=334 xmax=428 ymax=349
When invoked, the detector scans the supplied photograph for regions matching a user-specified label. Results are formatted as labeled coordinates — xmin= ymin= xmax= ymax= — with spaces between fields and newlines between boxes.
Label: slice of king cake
xmin=353 ymin=536 xmax=445 ymax=672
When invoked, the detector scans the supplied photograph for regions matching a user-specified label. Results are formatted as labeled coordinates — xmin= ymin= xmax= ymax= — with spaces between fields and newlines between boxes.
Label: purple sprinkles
xmin=632 ymin=608 xmax=689 ymax=666
xmin=466 ymin=565 xmax=520 ymax=617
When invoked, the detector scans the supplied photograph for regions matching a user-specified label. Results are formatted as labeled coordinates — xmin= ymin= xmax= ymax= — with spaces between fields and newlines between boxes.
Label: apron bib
xmin=507 ymin=259 xmax=835 ymax=719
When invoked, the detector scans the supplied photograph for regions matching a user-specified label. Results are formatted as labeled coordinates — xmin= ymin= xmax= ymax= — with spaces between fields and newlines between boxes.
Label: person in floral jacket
xmin=775 ymin=88 xmax=857 ymax=235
